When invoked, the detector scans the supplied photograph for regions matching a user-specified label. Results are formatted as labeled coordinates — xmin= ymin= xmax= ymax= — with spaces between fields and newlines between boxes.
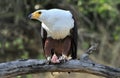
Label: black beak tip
xmin=28 ymin=14 xmax=32 ymax=19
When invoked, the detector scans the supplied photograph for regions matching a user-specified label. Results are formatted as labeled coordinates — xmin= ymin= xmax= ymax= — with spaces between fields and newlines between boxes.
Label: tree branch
xmin=0 ymin=44 xmax=120 ymax=78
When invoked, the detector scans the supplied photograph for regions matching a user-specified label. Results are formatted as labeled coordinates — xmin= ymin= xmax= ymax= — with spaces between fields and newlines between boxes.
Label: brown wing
xmin=70 ymin=17 xmax=78 ymax=59
xmin=40 ymin=26 xmax=47 ymax=50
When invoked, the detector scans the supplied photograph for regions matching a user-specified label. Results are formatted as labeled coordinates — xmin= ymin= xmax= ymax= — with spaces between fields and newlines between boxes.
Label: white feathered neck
xmin=38 ymin=9 xmax=74 ymax=39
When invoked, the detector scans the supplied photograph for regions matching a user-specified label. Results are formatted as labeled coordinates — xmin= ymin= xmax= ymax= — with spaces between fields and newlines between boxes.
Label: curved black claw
xmin=45 ymin=57 xmax=51 ymax=64
xmin=45 ymin=60 xmax=51 ymax=64
xmin=60 ymin=59 xmax=67 ymax=63
xmin=58 ymin=55 xmax=69 ymax=63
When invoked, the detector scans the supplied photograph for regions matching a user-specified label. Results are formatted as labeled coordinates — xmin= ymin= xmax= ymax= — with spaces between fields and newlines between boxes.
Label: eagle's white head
xmin=28 ymin=9 xmax=73 ymax=23
xmin=28 ymin=9 xmax=74 ymax=39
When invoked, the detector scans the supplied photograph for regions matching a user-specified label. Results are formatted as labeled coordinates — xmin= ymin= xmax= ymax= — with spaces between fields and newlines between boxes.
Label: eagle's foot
xmin=59 ymin=55 xmax=71 ymax=63
xmin=46 ymin=54 xmax=71 ymax=64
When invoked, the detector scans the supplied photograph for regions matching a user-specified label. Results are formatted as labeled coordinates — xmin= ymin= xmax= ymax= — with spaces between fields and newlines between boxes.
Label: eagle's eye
xmin=38 ymin=11 xmax=41 ymax=14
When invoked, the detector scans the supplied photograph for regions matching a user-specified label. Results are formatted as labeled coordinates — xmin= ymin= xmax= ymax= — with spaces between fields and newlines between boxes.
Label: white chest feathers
xmin=42 ymin=23 xmax=73 ymax=39
xmin=40 ymin=9 xmax=74 ymax=39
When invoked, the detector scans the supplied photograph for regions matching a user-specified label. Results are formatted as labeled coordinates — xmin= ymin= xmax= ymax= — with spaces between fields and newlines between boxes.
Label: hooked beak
xmin=28 ymin=12 xmax=41 ymax=20
xmin=28 ymin=14 xmax=32 ymax=19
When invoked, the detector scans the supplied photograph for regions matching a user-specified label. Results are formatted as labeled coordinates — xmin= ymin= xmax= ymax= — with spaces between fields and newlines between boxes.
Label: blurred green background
xmin=0 ymin=0 xmax=120 ymax=78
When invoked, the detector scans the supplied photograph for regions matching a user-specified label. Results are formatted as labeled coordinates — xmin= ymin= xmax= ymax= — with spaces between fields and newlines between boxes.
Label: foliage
xmin=0 ymin=0 xmax=120 ymax=78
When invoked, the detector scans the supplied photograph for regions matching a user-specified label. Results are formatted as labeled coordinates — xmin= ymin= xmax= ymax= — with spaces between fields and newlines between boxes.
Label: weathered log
xmin=0 ymin=59 xmax=120 ymax=78
xmin=0 ymin=44 xmax=119 ymax=78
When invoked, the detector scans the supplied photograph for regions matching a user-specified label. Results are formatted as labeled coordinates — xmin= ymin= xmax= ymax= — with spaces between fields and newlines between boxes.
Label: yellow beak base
xmin=29 ymin=12 xmax=41 ymax=19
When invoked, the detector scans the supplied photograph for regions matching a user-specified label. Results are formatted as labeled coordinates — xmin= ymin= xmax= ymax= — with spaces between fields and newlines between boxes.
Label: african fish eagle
xmin=28 ymin=9 xmax=77 ymax=63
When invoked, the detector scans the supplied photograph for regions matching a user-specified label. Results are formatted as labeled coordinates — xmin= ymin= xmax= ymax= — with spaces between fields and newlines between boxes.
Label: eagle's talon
xmin=60 ymin=59 xmax=67 ymax=63
xmin=45 ymin=56 xmax=51 ymax=64
xmin=58 ymin=55 xmax=68 ymax=63
xmin=45 ymin=60 xmax=51 ymax=64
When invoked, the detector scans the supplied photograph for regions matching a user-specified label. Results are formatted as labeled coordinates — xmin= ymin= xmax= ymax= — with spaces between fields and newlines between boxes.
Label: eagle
xmin=28 ymin=9 xmax=77 ymax=63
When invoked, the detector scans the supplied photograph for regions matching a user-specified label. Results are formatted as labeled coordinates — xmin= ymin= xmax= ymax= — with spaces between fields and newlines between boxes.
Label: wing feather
xmin=70 ymin=16 xmax=78 ymax=59
xmin=40 ymin=26 xmax=47 ymax=49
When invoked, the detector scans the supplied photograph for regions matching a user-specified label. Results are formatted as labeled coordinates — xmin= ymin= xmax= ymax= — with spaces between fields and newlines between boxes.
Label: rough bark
xmin=0 ymin=44 xmax=120 ymax=78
